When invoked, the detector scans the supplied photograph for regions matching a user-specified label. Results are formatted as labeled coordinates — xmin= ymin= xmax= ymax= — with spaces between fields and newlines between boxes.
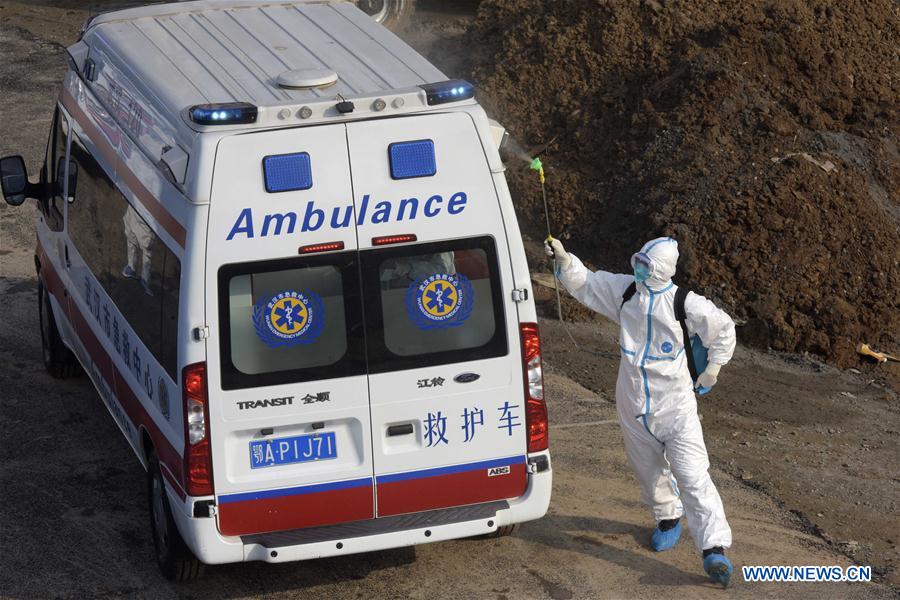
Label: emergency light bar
xmin=189 ymin=102 xmax=258 ymax=125
xmin=419 ymin=80 xmax=475 ymax=105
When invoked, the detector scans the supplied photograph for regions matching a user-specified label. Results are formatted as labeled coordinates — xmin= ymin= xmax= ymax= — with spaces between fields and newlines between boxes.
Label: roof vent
xmin=276 ymin=68 xmax=338 ymax=89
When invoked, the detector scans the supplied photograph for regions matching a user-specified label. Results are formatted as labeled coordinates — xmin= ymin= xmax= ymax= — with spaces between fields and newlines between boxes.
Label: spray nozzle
xmin=530 ymin=157 xmax=545 ymax=184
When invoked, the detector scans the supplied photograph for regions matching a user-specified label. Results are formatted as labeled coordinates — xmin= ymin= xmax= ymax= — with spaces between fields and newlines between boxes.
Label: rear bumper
xmin=167 ymin=450 xmax=552 ymax=565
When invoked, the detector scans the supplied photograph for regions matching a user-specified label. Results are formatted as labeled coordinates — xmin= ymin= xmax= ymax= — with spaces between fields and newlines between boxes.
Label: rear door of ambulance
xmin=205 ymin=125 xmax=374 ymax=537
xmin=349 ymin=111 xmax=529 ymax=517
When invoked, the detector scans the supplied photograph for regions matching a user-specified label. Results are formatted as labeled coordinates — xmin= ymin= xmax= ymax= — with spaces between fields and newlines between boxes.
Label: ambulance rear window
xmin=361 ymin=236 xmax=507 ymax=372
xmin=217 ymin=252 xmax=365 ymax=390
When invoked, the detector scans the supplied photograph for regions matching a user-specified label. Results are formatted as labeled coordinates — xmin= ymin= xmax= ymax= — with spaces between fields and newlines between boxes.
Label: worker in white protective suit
xmin=545 ymin=236 xmax=736 ymax=587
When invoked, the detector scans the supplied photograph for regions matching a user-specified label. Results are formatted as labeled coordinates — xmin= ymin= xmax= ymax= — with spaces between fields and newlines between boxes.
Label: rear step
xmin=241 ymin=501 xmax=508 ymax=548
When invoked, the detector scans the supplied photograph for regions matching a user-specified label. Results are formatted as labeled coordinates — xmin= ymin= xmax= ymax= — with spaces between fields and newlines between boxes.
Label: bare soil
xmin=465 ymin=0 xmax=900 ymax=368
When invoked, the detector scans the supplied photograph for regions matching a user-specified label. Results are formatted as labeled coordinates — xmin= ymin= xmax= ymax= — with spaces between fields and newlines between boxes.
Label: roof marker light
xmin=372 ymin=234 xmax=417 ymax=246
xmin=189 ymin=102 xmax=257 ymax=125
xmin=299 ymin=241 xmax=345 ymax=254
xmin=419 ymin=79 xmax=475 ymax=105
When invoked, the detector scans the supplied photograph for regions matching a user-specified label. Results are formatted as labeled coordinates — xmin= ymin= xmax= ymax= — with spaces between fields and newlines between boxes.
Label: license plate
xmin=249 ymin=432 xmax=337 ymax=469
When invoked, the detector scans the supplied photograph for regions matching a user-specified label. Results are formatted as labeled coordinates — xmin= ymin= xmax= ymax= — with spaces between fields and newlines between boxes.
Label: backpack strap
xmin=674 ymin=286 xmax=699 ymax=381
xmin=620 ymin=282 xmax=637 ymax=309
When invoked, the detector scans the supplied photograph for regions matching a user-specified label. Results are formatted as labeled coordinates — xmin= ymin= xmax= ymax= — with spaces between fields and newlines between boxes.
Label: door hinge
xmin=511 ymin=288 xmax=529 ymax=303
xmin=192 ymin=326 xmax=210 ymax=341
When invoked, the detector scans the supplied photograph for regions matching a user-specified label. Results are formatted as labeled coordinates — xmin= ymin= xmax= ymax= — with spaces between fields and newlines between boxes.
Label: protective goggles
xmin=631 ymin=252 xmax=653 ymax=270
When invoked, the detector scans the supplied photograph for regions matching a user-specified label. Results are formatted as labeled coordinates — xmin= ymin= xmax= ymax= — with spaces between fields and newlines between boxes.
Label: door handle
xmin=387 ymin=423 xmax=414 ymax=437
xmin=64 ymin=244 xmax=71 ymax=268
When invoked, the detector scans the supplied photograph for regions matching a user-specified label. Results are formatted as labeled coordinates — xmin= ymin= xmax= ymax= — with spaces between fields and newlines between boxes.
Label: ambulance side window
xmin=66 ymin=134 xmax=121 ymax=287
xmin=40 ymin=109 xmax=67 ymax=232
xmin=158 ymin=249 xmax=180 ymax=378
xmin=112 ymin=204 xmax=165 ymax=363
xmin=361 ymin=236 xmax=507 ymax=373
xmin=67 ymin=133 xmax=180 ymax=379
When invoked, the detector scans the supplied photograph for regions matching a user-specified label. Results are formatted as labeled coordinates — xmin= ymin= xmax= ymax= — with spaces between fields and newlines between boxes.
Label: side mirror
xmin=1 ymin=155 xmax=29 ymax=206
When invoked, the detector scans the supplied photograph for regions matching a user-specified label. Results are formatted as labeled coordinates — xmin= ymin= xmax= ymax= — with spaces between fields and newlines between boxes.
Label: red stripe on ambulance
xmin=217 ymin=479 xmax=374 ymax=536
xmin=38 ymin=240 xmax=186 ymax=495
xmin=376 ymin=460 xmax=528 ymax=517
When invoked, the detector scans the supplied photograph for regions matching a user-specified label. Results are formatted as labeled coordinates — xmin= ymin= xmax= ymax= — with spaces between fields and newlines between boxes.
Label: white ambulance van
xmin=0 ymin=0 xmax=551 ymax=580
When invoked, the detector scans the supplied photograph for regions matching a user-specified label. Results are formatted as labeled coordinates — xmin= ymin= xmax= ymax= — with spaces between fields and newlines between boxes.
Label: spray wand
xmin=530 ymin=157 xmax=617 ymax=359
xmin=530 ymin=157 xmax=553 ymax=244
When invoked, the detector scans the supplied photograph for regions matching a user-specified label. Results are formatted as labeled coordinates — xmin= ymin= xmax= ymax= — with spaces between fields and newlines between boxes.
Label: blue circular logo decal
xmin=405 ymin=273 xmax=474 ymax=330
xmin=661 ymin=341 xmax=674 ymax=353
xmin=253 ymin=290 xmax=324 ymax=347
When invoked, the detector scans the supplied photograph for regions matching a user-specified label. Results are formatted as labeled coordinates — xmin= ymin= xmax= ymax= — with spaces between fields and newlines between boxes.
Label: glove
xmin=696 ymin=363 xmax=722 ymax=390
xmin=544 ymin=237 xmax=572 ymax=270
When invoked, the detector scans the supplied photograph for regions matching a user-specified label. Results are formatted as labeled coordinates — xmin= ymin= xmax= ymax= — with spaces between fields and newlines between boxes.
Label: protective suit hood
xmin=631 ymin=237 xmax=678 ymax=291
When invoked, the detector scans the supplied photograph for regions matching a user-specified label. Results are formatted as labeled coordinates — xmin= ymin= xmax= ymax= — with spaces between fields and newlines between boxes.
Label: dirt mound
xmin=468 ymin=0 xmax=900 ymax=366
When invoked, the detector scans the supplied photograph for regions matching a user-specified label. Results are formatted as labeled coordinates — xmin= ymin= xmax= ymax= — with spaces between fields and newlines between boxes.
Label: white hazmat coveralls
xmin=556 ymin=237 xmax=735 ymax=551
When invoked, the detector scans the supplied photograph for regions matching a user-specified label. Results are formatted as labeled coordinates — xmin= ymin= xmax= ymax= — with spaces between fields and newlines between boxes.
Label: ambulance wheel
xmin=148 ymin=451 xmax=205 ymax=581
xmin=357 ymin=0 xmax=416 ymax=29
xmin=38 ymin=279 xmax=81 ymax=378
xmin=484 ymin=524 xmax=519 ymax=538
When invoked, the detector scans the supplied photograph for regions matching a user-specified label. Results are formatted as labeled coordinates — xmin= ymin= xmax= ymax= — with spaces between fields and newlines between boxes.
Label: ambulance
xmin=0 ymin=0 xmax=551 ymax=580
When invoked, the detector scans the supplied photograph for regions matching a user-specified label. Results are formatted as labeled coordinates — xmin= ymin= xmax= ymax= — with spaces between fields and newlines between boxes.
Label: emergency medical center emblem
xmin=253 ymin=290 xmax=324 ymax=347
xmin=405 ymin=273 xmax=474 ymax=330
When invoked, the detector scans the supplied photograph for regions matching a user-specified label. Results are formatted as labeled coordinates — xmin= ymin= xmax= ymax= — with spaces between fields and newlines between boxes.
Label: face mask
xmin=634 ymin=262 xmax=651 ymax=283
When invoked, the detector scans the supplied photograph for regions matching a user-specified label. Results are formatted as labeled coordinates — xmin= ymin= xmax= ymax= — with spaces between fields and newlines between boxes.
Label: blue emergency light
xmin=419 ymin=80 xmax=475 ymax=105
xmin=389 ymin=140 xmax=436 ymax=180
xmin=190 ymin=102 xmax=258 ymax=125
xmin=263 ymin=152 xmax=313 ymax=193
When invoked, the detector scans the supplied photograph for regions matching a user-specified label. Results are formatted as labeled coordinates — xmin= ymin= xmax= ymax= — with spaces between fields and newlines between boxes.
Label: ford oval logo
xmin=454 ymin=372 xmax=480 ymax=384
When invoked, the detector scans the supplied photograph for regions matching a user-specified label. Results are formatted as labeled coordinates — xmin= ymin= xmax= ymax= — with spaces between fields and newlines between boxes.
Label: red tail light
xmin=520 ymin=323 xmax=548 ymax=452
xmin=182 ymin=362 xmax=213 ymax=496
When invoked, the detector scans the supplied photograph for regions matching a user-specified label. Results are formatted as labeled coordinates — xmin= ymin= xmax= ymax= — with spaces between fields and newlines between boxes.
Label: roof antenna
xmin=335 ymin=94 xmax=355 ymax=114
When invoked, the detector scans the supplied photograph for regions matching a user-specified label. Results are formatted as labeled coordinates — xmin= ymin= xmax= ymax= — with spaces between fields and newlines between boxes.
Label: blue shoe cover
xmin=703 ymin=553 xmax=733 ymax=588
xmin=651 ymin=521 xmax=681 ymax=552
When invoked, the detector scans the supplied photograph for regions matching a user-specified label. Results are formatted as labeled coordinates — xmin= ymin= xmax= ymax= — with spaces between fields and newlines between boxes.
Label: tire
xmin=38 ymin=279 xmax=81 ymax=378
xmin=356 ymin=0 xmax=417 ymax=29
xmin=147 ymin=451 xmax=205 ymax=581
xmin=483 ymin=524 xmax=519 ymax=538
